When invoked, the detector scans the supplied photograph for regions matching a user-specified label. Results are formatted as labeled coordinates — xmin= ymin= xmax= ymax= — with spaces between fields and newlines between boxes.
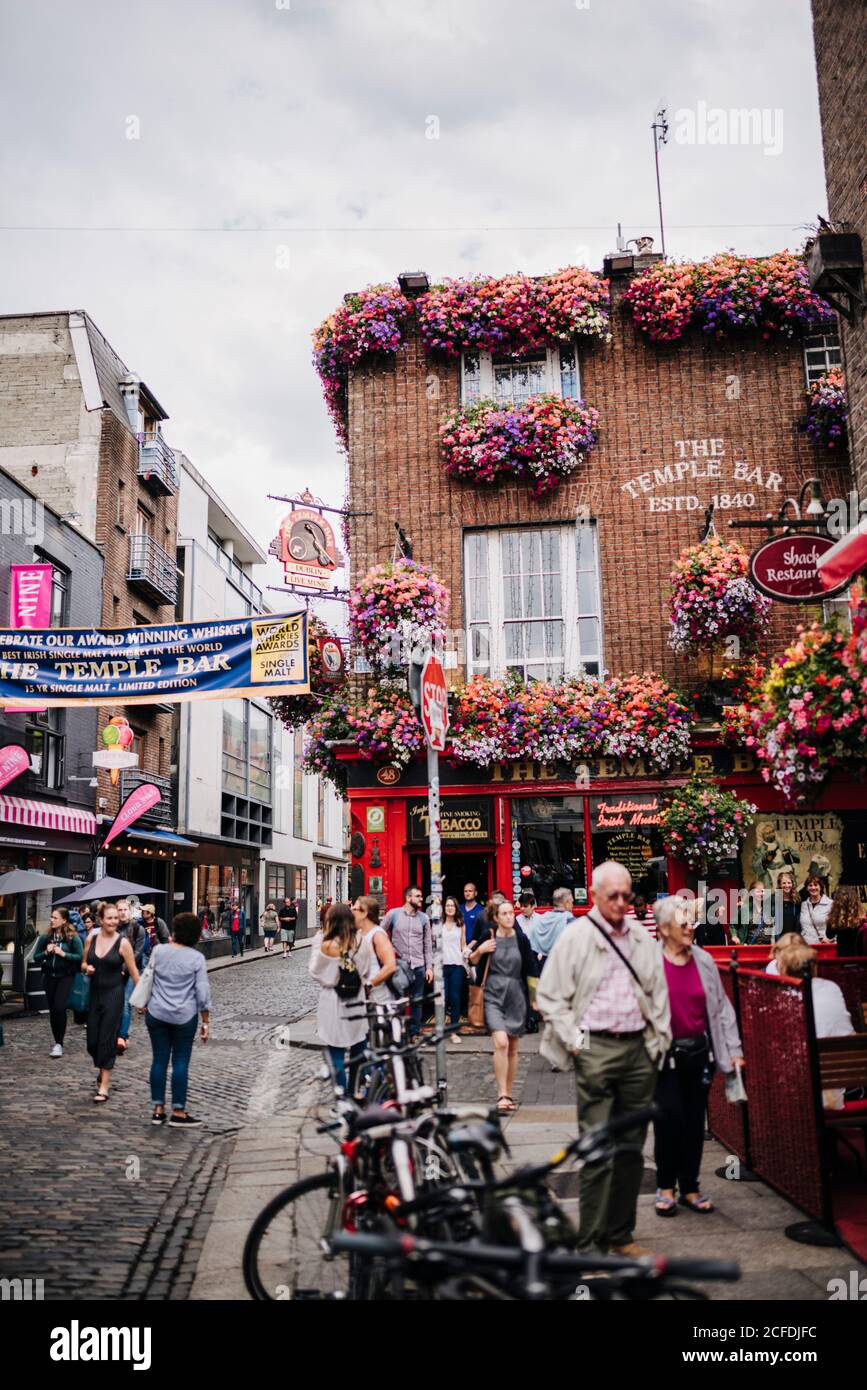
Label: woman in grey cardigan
xmin=143 ymin=912 xmax=211 ymax=1127
xmin=651 ymin=896 xmax=744 ymax=1217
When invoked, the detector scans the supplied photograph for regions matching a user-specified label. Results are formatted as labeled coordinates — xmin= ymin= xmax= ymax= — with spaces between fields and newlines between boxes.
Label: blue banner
xmin=0 ymin=612 xmax=309 ymax=708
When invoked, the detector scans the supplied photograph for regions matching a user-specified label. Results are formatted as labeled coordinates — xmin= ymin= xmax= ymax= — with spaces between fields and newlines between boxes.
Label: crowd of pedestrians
xmin=32 ymin=895 xmax=211 ymax=1123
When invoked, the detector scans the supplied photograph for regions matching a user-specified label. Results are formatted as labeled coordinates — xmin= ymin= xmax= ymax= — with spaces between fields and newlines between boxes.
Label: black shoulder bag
xmin=335 ymin=939 xmax=363 ymax=1000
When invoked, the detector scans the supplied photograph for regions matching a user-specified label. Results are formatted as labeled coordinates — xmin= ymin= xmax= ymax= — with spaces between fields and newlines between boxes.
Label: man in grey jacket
xmin=536 ymin=861 xmax=671 ymax=1258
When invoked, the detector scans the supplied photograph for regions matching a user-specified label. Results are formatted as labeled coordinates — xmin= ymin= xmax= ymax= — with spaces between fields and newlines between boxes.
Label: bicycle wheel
xmin=243 ymin=1170 xmax=357 ymax=1301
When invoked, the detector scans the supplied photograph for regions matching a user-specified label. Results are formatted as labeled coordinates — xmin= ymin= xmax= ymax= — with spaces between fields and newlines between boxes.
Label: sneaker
xmin=608 ymin=1242 xmax=653 ymax=1259
xmin=50 ymin=1043 xmax=64 ymax=1058
xmin=168 ymin=1113 xmax=203 ymax=1127
xmin=151 ymin=1109 xmax=166 ymax=1126
xmin=450 ymin=1033 xmax=462 ymax=1044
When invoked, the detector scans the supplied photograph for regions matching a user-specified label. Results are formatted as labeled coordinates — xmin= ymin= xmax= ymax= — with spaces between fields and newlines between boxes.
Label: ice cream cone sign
xmin=93 ymin=717 xmax=137 ymax=784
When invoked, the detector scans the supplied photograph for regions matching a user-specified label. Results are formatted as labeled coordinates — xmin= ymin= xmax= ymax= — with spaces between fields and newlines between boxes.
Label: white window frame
xmin=461 ymin=346 xmax=581 ymax=407
xmin=463 ymin=522 xmax=603 ymax=683
xmin=803 ymin=331 xmax=841 ymax=387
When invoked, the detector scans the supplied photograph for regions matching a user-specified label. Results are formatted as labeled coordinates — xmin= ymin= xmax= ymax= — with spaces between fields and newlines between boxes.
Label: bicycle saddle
xmin=350 ymin=1105 xmax=403 ymax=1134
xmin=446 ymin=1122 xmax=503 ymax=1158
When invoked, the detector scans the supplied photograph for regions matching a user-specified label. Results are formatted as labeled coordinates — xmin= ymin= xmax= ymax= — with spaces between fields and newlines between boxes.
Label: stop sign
xmin=420 ymin=653 xmax=449 ymax=752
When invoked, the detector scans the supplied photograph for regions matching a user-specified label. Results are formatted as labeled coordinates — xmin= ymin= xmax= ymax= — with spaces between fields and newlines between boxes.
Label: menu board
xmin=602 ymin=831 xmax=656 ymax=878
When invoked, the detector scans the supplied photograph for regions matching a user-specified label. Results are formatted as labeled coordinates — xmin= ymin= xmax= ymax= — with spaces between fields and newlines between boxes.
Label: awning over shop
xmin=0 ymin=794 xmax=97 ymax=837
xmin=124 ymin=828 xmax=197 ymax=848
xmin=817 ymin=516 xmax=867 ymax=590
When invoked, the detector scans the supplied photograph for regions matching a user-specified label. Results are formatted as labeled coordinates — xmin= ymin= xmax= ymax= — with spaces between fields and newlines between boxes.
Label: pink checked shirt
xmin=579 ymin=919 xmax=645 ymax=1034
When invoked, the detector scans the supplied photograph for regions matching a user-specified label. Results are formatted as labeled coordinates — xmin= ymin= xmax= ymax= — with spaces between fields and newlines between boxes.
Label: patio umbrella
xmin=0 ymin=870 xmax=80 ymax=895
xmin=54 ymin=875 xmax=168 ymax=905
xmin=0 ymin=871 xmax=81 ymax=996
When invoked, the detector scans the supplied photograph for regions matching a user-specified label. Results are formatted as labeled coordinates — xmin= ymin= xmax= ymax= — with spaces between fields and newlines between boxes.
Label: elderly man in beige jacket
xmin=536 ymin=860 xmax=671 ymax=1257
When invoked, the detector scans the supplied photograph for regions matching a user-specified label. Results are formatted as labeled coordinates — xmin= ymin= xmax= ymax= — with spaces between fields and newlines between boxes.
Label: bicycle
xmin=242 ymin=1028 xmax=496 ymax=1300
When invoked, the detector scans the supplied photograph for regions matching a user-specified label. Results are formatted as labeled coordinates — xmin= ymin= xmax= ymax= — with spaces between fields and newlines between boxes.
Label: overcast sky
xmin=0 ymin=0 xmax=829 ymax=616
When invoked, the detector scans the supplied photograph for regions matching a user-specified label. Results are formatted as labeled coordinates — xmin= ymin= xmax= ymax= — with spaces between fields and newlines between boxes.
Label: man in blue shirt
xmin=461 ymin=882 xmax=485 ymax=947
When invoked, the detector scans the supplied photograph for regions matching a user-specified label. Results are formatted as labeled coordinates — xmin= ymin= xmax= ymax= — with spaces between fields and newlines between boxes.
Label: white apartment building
xmin=176 ymin=455 xmax=348 ymax=937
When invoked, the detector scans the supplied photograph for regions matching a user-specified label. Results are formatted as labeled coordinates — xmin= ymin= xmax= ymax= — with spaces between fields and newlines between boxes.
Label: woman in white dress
xmin=309 ymin=903 xmax=374 ymax=1092
xmin=353 ymin=895 xmax=397 ymax=1003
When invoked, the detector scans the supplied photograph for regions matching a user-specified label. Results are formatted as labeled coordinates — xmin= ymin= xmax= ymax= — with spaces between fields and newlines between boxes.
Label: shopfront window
xmin=590 ymin=794 xmax=668 ymax=901
xmin=198 ymin=864 xmax=237 ymax=924
xmin=293 ymin=728 xmax=305 ymax=838
xmin=511 ymin=796 xmax=588 ymax=905
xmin=249 ymin=705 xmax=272 ymax=801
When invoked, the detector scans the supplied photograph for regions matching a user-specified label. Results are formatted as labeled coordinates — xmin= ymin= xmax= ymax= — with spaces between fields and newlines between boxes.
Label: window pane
xmin=525 ymin=574 xmax=541 ymax=618
xmin=578 ymin=617 xmax=599 ymax=655
xmin=470 ymin=625 xmax=490 ymax=667
xmin=543 ymin=569 xmax=562 ymax=615
xmin=466 ymin=574 xmax=489 ymax=623
xmin=222 ymin=700 xmax=248 ymax=794
xmin=559 ymin=347 xmax=577 ymax=399
xmin=520 ymin=531 xmax=539 ymax=574
xmin=540 ymin=529 xmax=560 ymax=574
xmin=544 ymin=620 xmax=563 ymax=658
xmin=577 ymin=568 xmax=597 ymax=614
xmin=504 ymin=623 xmax=523 ymax=660
xmin=502 ymin=532 xmax=520 ymax=575
xmin=511 ymin=797 xmax=587 ymax=904
xmin=503 ymin=572 xmax=523 ymax=620
xmin=462 ymin=352 xmax=481 ymax=403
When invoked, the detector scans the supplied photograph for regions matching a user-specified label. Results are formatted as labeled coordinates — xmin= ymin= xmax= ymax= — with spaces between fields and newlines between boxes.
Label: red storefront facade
xmin=344 ymin=741 xmax=867 ymax=919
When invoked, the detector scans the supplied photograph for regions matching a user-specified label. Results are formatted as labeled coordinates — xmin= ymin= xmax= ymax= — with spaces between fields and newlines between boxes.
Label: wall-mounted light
xmin=398 ymin=271 xmax=429 ymax=297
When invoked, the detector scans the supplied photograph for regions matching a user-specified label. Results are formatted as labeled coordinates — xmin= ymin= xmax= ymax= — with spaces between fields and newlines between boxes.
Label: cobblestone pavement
xmin=0 ymin=952 xmax=323 ymax=1301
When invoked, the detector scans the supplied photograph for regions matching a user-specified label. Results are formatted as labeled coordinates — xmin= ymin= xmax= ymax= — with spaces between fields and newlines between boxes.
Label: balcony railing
xmin=137 ymin=431 xmax=179 ymax=496
xmin=118 ymin=769 xmax=174 ymax=828
xmin=127 ymin=532 xmax=178 ymax=606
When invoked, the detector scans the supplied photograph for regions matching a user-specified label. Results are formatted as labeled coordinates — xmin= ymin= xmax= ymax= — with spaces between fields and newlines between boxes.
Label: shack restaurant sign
xmin=749 ymin=534 xmax=848 ymax=604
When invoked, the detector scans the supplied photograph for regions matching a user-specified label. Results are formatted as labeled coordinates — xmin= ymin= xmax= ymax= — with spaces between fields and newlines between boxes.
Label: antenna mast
xmin=651 ymin=107 xmax=668 ymax=258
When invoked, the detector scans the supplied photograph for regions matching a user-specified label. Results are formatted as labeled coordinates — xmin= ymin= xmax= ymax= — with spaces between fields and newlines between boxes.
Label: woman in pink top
xmin=651 ymin=896 xmax=744 ymax=1218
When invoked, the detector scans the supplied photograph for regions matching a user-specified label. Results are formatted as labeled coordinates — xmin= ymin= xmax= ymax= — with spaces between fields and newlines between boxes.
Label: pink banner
xmin=102 ymin=782 xmax=162 ymax=849
xmin=7 ymin=564 xmax=53 ymax=714
xmin=0 ymin=743 xmax=32 ymax=792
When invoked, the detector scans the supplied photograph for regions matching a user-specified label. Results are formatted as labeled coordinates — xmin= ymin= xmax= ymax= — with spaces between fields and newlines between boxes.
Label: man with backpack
xmin=383 ymin=885 xmax=432 ymax=1040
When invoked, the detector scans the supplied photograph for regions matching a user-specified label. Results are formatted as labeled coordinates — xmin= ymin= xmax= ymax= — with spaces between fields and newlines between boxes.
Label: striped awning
xmin=0 ymin=795 xmax=97 ymax=837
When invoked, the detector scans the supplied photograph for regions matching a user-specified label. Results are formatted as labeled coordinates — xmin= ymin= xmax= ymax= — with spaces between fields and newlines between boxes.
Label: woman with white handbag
xmin=135 ymin=911 xmax=211 ymax=1127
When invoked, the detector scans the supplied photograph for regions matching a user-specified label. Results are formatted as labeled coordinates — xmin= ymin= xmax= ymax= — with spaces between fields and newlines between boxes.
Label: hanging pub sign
xmin=272 ymin=507 xmax=344 ymax=592
xmin=318 ymin=633 xmax=345 ymax=683
xmin=749 ymin=534 xmax=849 ymax=604
xmin=0 ymin=611 xmax=309 ymax=708
xmin=407 ymin=797 xmax=493 ymax=845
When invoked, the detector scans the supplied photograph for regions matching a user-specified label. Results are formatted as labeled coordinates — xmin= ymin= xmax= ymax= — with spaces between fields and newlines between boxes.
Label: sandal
xmin=497 ymin=1096 xmax=517 ymax=1112
xmin=679 ymin=1192 xmax=714 ymax=1213
xmin=93 ymin=1090 xmax=110 ymax=1104
xmin=654 ymin=1189 xmax=678 ymax=1217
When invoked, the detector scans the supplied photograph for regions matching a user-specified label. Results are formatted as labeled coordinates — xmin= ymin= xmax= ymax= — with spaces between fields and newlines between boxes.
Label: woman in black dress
xmin=82 ymin=901 xmax=139 ymax=1103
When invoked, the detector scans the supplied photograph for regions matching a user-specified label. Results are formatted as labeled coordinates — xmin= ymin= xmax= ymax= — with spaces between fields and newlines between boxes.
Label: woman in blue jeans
xmin=143 ymin=912 xmax=211 ymax=1127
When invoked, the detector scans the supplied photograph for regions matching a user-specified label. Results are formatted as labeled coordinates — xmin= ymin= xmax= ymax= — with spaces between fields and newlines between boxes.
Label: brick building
xmin=0 ymin=311 xmax=178 ymax=844
xmin=812 ymin=0 xmax=867 ymax=497
xmin=334 ymin=256 xmax=866 ymax=911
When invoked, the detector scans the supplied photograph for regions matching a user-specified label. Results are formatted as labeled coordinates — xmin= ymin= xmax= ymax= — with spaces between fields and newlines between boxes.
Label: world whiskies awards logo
xmin=49 ymin=1321 xmax=152 ymax=1371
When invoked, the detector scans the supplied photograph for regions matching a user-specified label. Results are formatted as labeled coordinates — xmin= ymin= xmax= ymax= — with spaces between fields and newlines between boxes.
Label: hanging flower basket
xmin=417 ymin=266 xmax=610 ymax=356
xmin=304 ymin=682 xmax=425 ymax=792
xmin=659 ymin=777 xmax=756 ymax=874
xmin=447 ymin=671 xmax=691 ymax=773
xmin=669 ymin=537 xmax=771 ymax=658
xmin=349 ymin=558 xmax=450 ymax=668
xmin=804 ymin=367 xmax=848 ymax=450
xmin=731 ymin=608 xmax=867 ymax=805
xmin=624 ymin=251 xmax=834 ymax=344
xmin=439 ymin=394 xmax=600 ymax=497
xmin=312 ymin=284 xmax=413 ymax=447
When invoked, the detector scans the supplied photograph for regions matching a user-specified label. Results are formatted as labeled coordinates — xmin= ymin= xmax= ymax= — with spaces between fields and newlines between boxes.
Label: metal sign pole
xmin=427 ymin=741 xmax=447 ymax=1105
